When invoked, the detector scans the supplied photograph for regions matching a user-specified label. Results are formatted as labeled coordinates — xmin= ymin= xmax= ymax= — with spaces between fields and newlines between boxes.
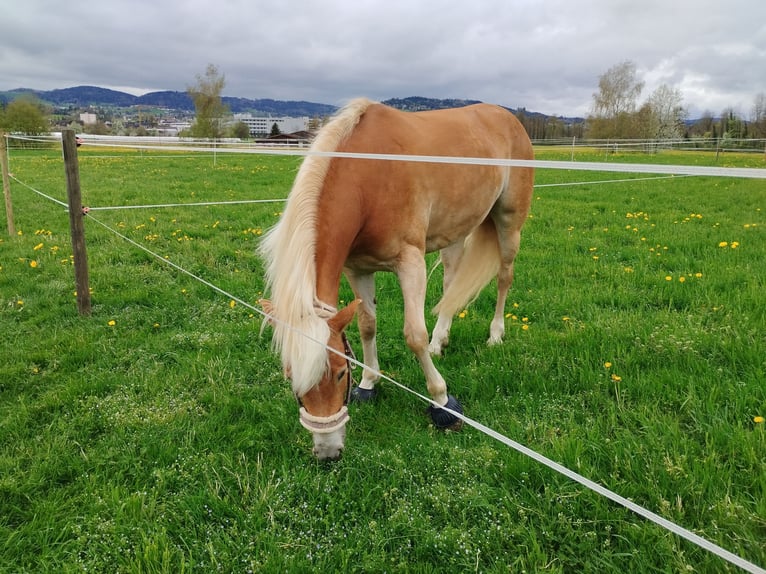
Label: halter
xmin=297 ymin=302 xmax=356 ymax=433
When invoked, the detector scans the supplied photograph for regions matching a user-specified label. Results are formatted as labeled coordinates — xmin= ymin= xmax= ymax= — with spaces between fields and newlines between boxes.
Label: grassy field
xmin=1 ymin=143 xmax=764 ymax=573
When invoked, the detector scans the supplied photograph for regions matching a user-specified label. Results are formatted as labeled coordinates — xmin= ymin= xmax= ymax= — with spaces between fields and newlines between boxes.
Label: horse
xmin=259 ymin=98 xmax=534 ymax=460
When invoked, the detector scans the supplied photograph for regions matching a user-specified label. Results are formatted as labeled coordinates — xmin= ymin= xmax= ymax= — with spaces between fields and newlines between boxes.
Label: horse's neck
xmin=314 ymin=248 xmax=345 ymax=309
xmin=313 ymin=218 xmax=356 ymax=309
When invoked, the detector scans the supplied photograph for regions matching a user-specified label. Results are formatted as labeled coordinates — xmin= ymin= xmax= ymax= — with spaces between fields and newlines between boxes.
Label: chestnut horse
xmin=259 ymin=98 xmax=533 ymax=460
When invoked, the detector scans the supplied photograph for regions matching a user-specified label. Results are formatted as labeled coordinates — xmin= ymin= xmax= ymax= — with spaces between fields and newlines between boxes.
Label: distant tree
xmin=633 ymin=102 xmax=656 ymax=140
xmin=720 ymin=108 xmax=745 ymax=141
xmin=689 ymin=112 xmax=716 ymax=139
xmin=751 ymin=93 xmax=766 ymax=138
xmin=270 ymin=122 xmax=281 ymax=137
xmin=587 ymin=60 xmax=644 ymax=139
xmin=187 ymin=64 xmax=229 ymax=139
xmin=230 ymin=121 xmax=250 ymax=139
xmin=0 ymin=95 xmax=50 ymax=134
xmin=83 ymin=121 xmax=110 ymax=136
xmin=647 ymin=84 xmax=686 ymax=140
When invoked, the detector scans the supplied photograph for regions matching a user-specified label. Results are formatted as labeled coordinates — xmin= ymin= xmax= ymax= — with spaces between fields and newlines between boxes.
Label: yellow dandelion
xmin=30 ymin=260 xmax=38 ymax=268
xmin=107 ymin=320 xmax=116 ymax=327
xmin=33 ymin=242 xmax=44 ymax=251
xmin=458 ymin=310 xmax=467 ymax=319
xmin=665 ymin=276 xmax=672 ymax=281
xmin=679 ymin=276 xmax=686 ymax=283
xmin=604 ymin=362 xmax=612 ymax=369
xmin=754 ymin=416 xmax=764 ymax=424
xmin=718 ymin=241 xmax=728 ymax=248
xmin=562 ymin=316 xmax=570 ymax=322
xmin=730 ymin=241 xmax=739 ymax=249
xmin=521 ymin=324 xmax=529 ymax=331
xmin=611 ymin=373 xmax=622 ymax=382
xmin=229 ymin=300 xmax=236 ymax=308
xmin=17 ymin=299 xmax=24 ymax=306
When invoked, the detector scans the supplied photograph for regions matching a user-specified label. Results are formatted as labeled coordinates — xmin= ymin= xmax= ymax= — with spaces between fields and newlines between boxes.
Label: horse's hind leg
xmin=429 ymin=242 xmax=463 ymax=356
xmin=489 ymin=187 xmax=531 ymax=345
xmin=344 ymin=270 xmax=380 ymax=400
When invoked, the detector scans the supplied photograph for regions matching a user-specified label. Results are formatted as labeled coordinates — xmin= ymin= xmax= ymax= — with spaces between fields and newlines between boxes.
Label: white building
xmin=231 ymin=114 xmax=309 ymax=136
xmin=80 ymin=112 xmax=98 ymax=125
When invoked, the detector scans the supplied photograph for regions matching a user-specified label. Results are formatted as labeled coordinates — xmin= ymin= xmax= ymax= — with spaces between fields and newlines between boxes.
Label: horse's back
xmin=340 ymin=102 xmax=531 ymax=159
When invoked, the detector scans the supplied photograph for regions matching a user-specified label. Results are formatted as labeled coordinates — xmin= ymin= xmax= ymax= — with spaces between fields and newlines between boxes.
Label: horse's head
xmin=261 ymin=299 xmax=360 ymax=461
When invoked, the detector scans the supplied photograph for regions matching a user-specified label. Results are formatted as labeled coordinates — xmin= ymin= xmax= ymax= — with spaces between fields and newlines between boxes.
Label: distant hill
xmin=0 ymin=85 xmax=583 ymax=124
xmin=382 ymin=96 xmax=484 ymax=111
xmin=0 ymin=85 xmax=338 ymax=117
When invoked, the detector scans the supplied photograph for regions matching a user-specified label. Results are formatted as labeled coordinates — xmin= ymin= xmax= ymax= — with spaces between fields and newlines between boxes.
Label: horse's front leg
xmin=344 ymin=270 xmax=380 ymax=401
xmin=397 ymin=247 xmax=463 ymax=429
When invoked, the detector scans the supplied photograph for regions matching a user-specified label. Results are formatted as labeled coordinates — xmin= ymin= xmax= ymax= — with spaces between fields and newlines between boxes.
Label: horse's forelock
xmin=259 ymin=98 xmax=374 ymax=395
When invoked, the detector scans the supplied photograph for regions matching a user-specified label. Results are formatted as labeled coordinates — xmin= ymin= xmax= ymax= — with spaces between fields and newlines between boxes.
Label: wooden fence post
xmin=0 ymin=131 xmax=16 ymax=237
xmin=62 ymin=130 xmax=92 ymax=316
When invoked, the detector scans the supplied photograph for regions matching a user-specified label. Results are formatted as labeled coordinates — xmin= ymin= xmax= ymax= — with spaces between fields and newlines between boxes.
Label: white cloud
xmin=1 ymin=0 xmax=764 ymax=117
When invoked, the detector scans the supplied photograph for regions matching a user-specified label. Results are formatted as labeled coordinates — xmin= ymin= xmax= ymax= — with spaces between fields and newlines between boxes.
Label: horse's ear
xmin=259 ymin=299 xmax=275 ymax=326
xmin=328 ymin=299 xmax=361 ymax=333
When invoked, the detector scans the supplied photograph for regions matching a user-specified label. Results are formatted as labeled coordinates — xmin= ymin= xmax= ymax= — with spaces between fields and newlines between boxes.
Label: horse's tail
xmin=432 ymin=219 xmax=500 ymax=317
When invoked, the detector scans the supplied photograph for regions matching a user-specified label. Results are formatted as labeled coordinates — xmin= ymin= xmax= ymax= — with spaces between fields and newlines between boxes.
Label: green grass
xmin=1 ymin=145 xmax=764 ymax=573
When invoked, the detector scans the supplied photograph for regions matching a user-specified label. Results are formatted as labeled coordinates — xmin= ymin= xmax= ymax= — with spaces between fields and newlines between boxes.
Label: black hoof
xmin=427 ymin=395 xmax=464 ymax=430
xmin=350 ymin=385 xmax=378 ymax=404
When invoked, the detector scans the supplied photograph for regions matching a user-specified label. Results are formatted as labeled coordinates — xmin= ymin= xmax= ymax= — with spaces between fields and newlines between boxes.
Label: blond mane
xmin=258 ymin=98 xmax=374 ymax=396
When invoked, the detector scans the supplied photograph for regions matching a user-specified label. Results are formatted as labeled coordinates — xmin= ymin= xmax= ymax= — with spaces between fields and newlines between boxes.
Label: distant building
xmin=80 ymin=112 xmax=98 ymax=125
xmin=230 ymin=114 xmax=309 ymax=137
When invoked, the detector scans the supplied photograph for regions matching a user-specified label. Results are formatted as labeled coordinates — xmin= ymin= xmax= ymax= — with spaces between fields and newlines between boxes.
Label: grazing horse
xmin=259 ymin=98 xmax=533 ymax=460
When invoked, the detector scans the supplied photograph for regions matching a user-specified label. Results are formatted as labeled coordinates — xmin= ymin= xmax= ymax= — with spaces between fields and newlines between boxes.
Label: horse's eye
xmin=336 ymin=368 xmax=347 ymax=382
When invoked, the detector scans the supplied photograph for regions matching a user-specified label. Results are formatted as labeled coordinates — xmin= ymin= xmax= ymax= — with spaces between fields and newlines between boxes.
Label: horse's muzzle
xmin=310 ymin=426 xmax=346 ymax=461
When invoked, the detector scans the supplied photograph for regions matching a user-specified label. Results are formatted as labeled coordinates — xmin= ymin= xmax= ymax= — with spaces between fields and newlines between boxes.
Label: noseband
xmin=298 ymin=302 xmax=356 ymax=434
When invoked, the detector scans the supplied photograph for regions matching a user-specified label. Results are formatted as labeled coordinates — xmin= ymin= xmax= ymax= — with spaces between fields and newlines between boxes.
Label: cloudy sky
xmin=1 ymin=0 xmax=764 ymax=118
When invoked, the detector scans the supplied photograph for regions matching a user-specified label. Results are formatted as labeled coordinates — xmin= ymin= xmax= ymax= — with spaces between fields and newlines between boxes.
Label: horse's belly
xmin=344 ymin=253 xmax=399 ymax=273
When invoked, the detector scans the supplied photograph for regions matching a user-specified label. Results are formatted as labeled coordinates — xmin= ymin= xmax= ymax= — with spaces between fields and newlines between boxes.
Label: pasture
xmin=1 ymin=143 xmax=764 ymax=573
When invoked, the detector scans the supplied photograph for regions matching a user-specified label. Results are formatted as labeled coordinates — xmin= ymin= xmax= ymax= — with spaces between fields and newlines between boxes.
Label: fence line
xmin=87 ymin=198 xmax=285 ymax=212
xmin=84 ymin=140 xmax=766 ymax=179
xmin=6 ymin=134 xmax=766 ymax=180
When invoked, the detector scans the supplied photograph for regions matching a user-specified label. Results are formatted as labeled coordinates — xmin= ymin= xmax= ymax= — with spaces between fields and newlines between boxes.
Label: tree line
xmin=521 ymin=60 xmax=765 ymax=143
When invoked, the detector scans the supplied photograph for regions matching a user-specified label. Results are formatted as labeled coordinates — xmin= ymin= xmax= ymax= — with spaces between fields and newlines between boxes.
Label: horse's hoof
xmin=350 ymin=386 xmax=378 ymax=403
xmin=428 ymin=395 xmax=464 ymax=430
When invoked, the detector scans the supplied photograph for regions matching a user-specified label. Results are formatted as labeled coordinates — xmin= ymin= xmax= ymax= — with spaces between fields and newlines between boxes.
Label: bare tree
xmin=187 ymin=64 xmax=229 ymax=139
xmin=593 ymin=61 xmax=643 ymax=115
xmin=588 ymin=60 xmax=645 ymax=139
